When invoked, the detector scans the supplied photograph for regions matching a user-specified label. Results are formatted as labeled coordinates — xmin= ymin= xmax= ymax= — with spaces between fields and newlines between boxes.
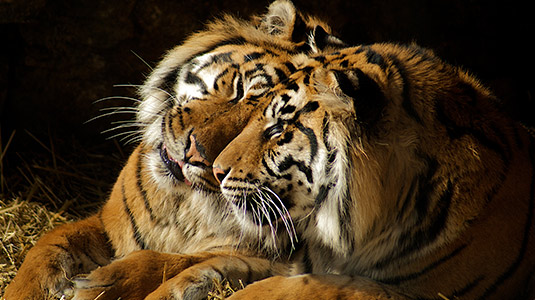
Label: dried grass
xmin=0 ymin=129 xmax=235 ymax=299
xmin=0 ymin=129 xmax=122 ymax=297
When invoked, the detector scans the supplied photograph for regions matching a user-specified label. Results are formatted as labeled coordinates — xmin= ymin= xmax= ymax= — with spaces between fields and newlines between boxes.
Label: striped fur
xmin=3 ymin=1 xmax=341 ymax=299
xmin=212 ymin=43 xmax=535 ymax=299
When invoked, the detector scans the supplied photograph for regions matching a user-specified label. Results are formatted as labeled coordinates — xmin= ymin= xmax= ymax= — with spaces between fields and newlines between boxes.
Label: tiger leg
xmin=227 ymin=275 xmax=409 ymax=300
xmin=3 ymin=214 xmax=112 ymax=300
xmin=72 ymin=251 xmax=276 ymax=300
xmin=143 ymin=255 xmax=281 ymax=300
xmin=72 ymin=250 xmax=216 ymax=300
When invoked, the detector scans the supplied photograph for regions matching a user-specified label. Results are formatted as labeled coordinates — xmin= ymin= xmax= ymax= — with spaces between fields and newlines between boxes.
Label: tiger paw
xmin=3 ymin=275 xmax=74 ymax=300
xmin=72 ymin=266 xmax=157 ymax=300
xmin=72 ymin=250 xmax=174 ymax=300
xmin=144 ymin=267 xmax=223 ymax=300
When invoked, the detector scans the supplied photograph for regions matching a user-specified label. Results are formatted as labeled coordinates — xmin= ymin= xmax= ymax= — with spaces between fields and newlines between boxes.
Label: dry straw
xmin=0 ymin=129 xmax=235 ymax=299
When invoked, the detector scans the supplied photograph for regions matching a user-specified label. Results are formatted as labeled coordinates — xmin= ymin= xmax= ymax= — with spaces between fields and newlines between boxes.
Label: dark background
xmin=1 ymin=0 xmax=533 ymax=208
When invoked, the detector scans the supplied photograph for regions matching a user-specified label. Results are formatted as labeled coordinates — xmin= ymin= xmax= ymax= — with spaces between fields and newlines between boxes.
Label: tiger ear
xmin=259 ymin=0 xmax=342 ymax=50
xmin=332 ymin=69 xmax=386 ymax=129
xmin=310 ymin=25 xmax=346 ymax=53
xmin=260 ymin=0 xmax=303 ymax=40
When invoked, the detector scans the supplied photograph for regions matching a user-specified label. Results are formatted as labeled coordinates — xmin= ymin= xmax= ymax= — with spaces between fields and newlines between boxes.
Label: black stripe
xmin=414 ymin=159 xmax=439 ymax=221
xmin=185 ymin=71 xmax=208 ymax=94
xmin=435 ymin=101 xmax=509 ymax=163
xmin=411 ymin=180 xmax=454 ymax=251
xmin=333 ymin=69 xmax=386 ymax=129
xmin=136 ymin=158 xmax=156 ymax=222
xmin=234 ymin=257 xmax=254 ymax=283
xmin=379 ymin=243 xmax=467 ymax=285
xmin=160 ymin=67 xmax=181 ymax=97
xmin=454 ymin=276 xmax=485 ymax=298
xmin=302 ymin=243 xmax=314 ymax=273
xmin=98 ymin=211 xmax=115 ymax=254
xmin=197 ymin=51 xmax=233 ymax=71
xmin=276 ymin=131 xmax=294 ymax=146
xmin=121 ymin=176 xmax=146 ymax=250
xmin=192 ymin=173 xmax=221 ymax=191
xmin=286 ymin=80 xmax=299 ymax=92
xmin=159 ymin=37 xmax=247 ymax=94
xmin=284 ymin=62 xmax=296 ymax=74
xmin=263 ymin=122 xmax=284 ymax=140
xmin=244 ymin=51 xmax=266 ymax=62
xmin=229 ymin=72 xmax=244 ymax=104
xmin=374 ymin=179 xmax=453 ymax=269
xmin=322 ymin=113 xmax=337 ymax=175
xmin=177 ymin=106 xmax=185 ymax=129
xmin=396 ymin=175 xmax=419 ymax=222
xmin=299 ymin=101 xmax=319 ymax=114
xmin=295 ymin=122 xmax=318 ymax=163
xmin=386 ymin=54 xmax=422 ymax=124
xmin=364 ymin=47 xmax=387 ymax=70
xmin=315 ymin=184 xmax=331 ymax=206
xmin=413 ymin=276 xmax=484 ymax=300
xmin=220 ymin=185 xmax=256 ymax=193
xmin=277 ymin=155 xmax=313 ymax=184
xmin=165 ymin=113 xmax=176 ymax=143
xmin=280 ymin=105 xmax=296 ymax=115
xmin=261 ymin=156 xmax=279 ymax=178
xmin=213 ymin=68 xmax=230 ymax=91
xmin=476 ymin=141 xmax=535 ymax=300
xmin=244 ymin=63 xmax=265 ymax=78
xmin=274 ymin=67 xmax=288 ymax=82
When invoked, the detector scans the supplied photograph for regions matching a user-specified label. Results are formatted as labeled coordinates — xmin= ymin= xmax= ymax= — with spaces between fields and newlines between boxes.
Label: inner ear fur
xmin=257 ymin=0 xmax=337 ymax=48
xmin=258 ymin=0 xmax=302 ymax=39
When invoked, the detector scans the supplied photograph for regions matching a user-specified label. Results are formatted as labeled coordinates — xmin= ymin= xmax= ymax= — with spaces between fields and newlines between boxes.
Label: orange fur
xmin=3 ymin=1 xmax=337 ymax=299
xmin=212 ymin=44 xmax=535 ymax=299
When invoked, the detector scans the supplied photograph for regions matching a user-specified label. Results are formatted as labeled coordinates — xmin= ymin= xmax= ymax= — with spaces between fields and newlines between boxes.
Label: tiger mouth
xmin=159 ymin=144 xmax=187 ymax=183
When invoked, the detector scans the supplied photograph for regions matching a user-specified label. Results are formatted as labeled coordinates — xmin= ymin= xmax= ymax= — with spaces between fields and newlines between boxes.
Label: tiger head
xmin=212 ymin=43 xmax=517 ymax=258
xmin=136 ymin=0 xmax=344 ymax=199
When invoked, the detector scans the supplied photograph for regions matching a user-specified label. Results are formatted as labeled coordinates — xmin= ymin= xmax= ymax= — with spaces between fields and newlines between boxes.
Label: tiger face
xmin=146 ymin=45 xmax=298 ymax=193
xmin=136 ymin=1 xmax=343 ymax=198
xmin=211 ymin=56 xmax=349 ymax=251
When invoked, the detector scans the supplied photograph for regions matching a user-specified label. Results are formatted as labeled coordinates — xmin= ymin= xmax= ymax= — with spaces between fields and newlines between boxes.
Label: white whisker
xmin=130 ymin=50 xmax=154 ymax=71
xmin=93 ymin=96 xmax=142 ymax=105
xmin=101 ymin=123 xmax=141 ymax=135
xmin=253 ymin=193 xmax=277 ymax=247
xmin=261 ymin=186 xmax=297 ymax=249
xmin=118 ymin=83 xmax=180 ymax=104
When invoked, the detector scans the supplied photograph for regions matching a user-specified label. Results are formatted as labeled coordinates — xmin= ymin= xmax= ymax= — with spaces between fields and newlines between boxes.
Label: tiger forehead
xmin=191 ymin=44 xmax=280 ymax=70
xmin=313 ymin=46 xmax=385 ymax=68
xmin=263 ymin=77 xmax=316 ymax=120
xmin=263 ymin=45 xmax=395 ymax=100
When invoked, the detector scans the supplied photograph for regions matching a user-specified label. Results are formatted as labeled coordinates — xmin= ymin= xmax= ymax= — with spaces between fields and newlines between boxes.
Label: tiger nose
xmin=185 ymin=134 xmax=211 ymax=167
xmin=213 ymin=166 xmax=230 ymax=185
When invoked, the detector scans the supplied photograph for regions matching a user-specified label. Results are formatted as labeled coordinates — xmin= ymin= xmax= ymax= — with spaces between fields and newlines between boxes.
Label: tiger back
xmin=211 ymin=43 xmax=535 ymax=299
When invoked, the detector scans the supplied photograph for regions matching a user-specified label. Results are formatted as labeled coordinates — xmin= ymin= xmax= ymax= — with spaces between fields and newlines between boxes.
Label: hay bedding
xmin=0 ymin=130 xmax=120 ymax=297
xmin=0 ymin=130 xmax=236 ymax=299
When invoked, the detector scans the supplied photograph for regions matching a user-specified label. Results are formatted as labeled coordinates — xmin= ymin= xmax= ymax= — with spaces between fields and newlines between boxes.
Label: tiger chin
xmin=3 ymin=1 xmax=343 ymax=299
xmin=211 ymin=44 xmax=535 ymax=299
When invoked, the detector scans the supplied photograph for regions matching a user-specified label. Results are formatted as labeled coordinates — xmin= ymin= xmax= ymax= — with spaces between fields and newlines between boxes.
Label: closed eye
xmin=263 ymin=122 xmax=284 ymax=140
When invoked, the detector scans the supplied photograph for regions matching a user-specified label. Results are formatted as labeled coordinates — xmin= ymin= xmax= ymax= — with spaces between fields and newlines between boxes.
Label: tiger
xmin=3 ymin=1 xmax=345 ymax=299
xmin=208 ymin=43 xmax=535 ymax=299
